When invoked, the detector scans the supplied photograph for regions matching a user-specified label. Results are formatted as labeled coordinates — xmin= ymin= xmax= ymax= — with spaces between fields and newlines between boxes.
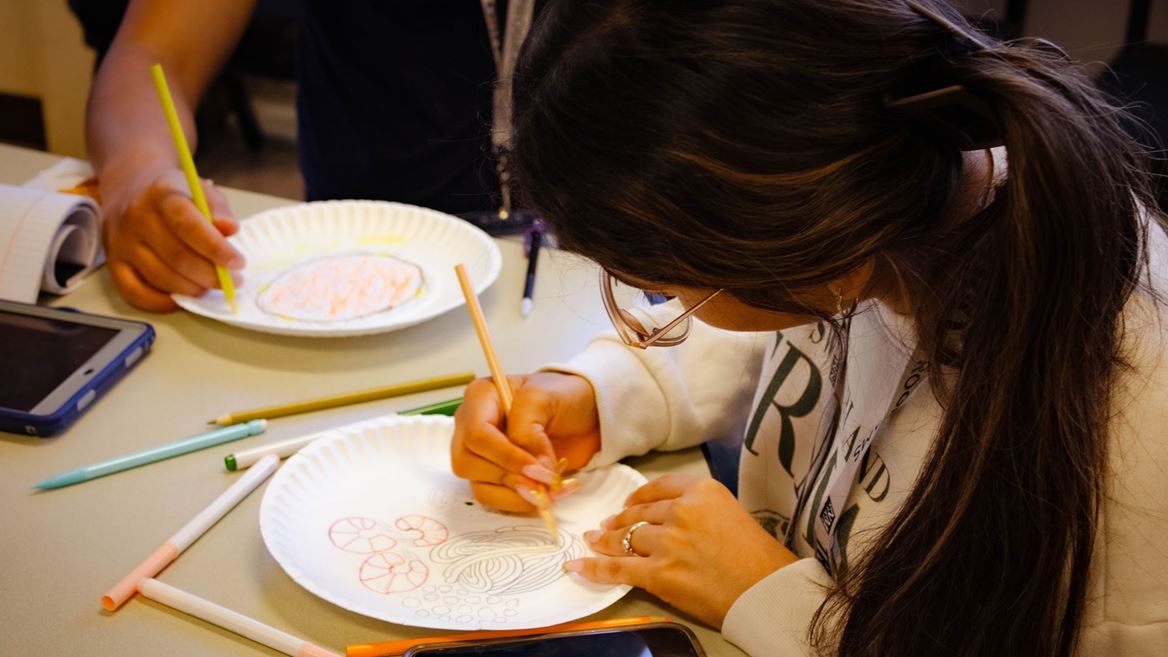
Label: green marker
xmin=223 ymin=397 xmax=464 ymax=471
xmin=34 ymin=420 xmax=268 ymax=490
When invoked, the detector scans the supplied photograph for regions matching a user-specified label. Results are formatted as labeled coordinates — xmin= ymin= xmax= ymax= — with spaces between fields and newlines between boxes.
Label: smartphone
xmin=0 ymin=300 xmax=154 ymax=437
xmin=403 ymin=622 xmax=707 ymax=657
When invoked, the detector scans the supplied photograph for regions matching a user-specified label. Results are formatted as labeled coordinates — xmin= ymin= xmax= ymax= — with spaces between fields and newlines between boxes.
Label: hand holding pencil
xmin=451 ymin=265 xmax=600 ymax=523
xmin=149 ymin=63 xmax=241 ymax=312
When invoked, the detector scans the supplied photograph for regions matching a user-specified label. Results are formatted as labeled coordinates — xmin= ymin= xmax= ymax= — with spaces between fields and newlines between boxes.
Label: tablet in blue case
xmin=0 ymin=300 xmax=154 ymax=437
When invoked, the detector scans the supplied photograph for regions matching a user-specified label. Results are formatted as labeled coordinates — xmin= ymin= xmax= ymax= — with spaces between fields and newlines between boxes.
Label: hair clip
xmin=885 ymin=84 xmax=1002 ymax=150
xmin=888 ymin=1 xmax=1003 ymax=150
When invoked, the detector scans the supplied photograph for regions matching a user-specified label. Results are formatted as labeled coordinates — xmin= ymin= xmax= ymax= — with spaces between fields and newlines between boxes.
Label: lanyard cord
xmin=782 ymin=318 xmax=852 ymax=551
xmin=478 ymin=0 xmax=536 ymax=218
xmin=781 ymin=311 xmax=928 ymax=575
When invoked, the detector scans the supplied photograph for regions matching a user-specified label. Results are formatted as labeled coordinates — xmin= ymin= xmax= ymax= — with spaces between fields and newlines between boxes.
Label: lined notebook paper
xmin=0 ymin=184 xmax=101 ymax=303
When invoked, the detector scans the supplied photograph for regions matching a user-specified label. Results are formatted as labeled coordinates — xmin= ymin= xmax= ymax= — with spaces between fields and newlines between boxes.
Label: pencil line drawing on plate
xmin=256 ymin=252 xmax=423 ymax=322
xmin=430 ymin=526 xmax=584 ymax=594
xmin=327 ymin=514 xmax=584 ymax=622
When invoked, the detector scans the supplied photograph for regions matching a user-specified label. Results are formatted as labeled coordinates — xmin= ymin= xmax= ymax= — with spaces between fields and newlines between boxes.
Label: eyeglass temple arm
xmin=639 ymin=288 xmax=722 ymax=347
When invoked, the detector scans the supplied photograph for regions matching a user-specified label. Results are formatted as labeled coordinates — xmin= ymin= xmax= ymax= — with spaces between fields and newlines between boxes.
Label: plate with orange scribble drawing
xmin=173 ymin=200 xmax=502 ymax=336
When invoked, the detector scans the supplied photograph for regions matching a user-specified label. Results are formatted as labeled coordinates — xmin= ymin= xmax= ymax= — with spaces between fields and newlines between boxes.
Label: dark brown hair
xmin=511 ymin=1 xmax=1162 ymax=656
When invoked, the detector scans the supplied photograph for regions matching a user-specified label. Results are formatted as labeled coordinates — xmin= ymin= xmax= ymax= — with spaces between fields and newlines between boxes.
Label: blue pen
xmin=33 ymin=420 xmax=268 ymax=490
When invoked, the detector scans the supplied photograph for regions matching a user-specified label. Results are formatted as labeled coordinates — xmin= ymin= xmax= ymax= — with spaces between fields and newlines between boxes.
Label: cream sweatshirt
xmin=543 ymin=226 xmax=1168 ymax=656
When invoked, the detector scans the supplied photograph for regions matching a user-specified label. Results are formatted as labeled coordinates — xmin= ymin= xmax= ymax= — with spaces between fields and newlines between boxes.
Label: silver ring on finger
xmin=622 ymin=520 xmax=651 ymax=556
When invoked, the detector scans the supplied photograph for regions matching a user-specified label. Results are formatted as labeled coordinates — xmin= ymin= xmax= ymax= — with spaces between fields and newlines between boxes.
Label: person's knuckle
xmin=601 ymin=559 xmax=623 ymax=580
xmin=503 ymin=450 xmax=533 ymax=473
xmin=598 ymin=530 xmax=620 ymax=553
xmin=464 ymin=425 xmax=492 ymax=450
xmin=470 ymin=483 xmax=497 ymax=506
xmin=120 ymin=204 xmax=153 ymax=233
xmin=693 ymin=477 xmax=722 ymax=496
xmin=500 ymin=472 xmax=530 ymax=491
xmin=146 ymin=178 xmax=172 ymax=197
xmin=469 ymin=377 xmax=495 ymax=393
xmin=516 ymin=382 xmax=548 ymax=405
xmin=449 ymin=457 xmax=471 ymax=479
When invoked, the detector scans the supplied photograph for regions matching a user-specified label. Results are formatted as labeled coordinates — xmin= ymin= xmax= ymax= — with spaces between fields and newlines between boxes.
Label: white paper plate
xmin=259 ymin=415 xmax=646 ymax=630
xmin=174 ymin=201 xmax=502 ymax=337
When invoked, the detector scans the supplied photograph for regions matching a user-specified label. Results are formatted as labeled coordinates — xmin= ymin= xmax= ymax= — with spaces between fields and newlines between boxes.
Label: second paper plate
xmin=259 ymin=414 xmax=646 ymax=630
xmin=173 ymin=200 xmax=502 ymax=337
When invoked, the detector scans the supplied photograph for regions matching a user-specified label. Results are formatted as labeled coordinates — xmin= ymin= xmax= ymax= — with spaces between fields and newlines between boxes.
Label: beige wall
xmin=0 ymin=1 xmax=37 ymax=97
xmin=0 ymin=0 xmax=95 ymax=158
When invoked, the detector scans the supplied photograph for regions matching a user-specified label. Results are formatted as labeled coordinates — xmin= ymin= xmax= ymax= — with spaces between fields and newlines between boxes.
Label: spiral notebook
xmin=0 ymin=159 xmax=102 ymax=303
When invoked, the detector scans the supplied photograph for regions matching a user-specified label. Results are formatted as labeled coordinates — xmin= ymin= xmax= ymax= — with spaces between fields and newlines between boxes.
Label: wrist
xmin=95 ymin=148 xmax=177 ymax=215
xmin=717 ymin=526 xmax=798 ymax=626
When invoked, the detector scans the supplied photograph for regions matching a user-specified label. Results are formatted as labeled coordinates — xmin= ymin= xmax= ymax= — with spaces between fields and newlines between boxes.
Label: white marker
xmin=137 ymin=578 xmax=341 ymax=657
xmin=224 ymin=431 xmax=336 ymax=471
xmin=101 ymin=454 xmax=281 ymax=611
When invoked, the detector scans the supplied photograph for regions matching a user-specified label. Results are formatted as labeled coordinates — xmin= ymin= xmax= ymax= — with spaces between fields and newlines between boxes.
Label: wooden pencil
xmin=208 ymin=372 xmax=475 ymax=425
xmin=454 ymin=264 xmax=557 ymax=538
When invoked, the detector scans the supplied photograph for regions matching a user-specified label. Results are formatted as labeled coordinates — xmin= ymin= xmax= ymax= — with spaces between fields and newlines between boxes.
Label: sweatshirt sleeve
xmin=540 ymin=300 xmax=768 ymax=468
xmin=721 ymin=559 xmax=833 ymax=657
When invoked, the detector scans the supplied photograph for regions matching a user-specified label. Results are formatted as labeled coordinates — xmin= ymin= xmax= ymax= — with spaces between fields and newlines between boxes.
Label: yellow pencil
xmin=208 ymin=371 xmax=476 ymax=425
xmin=150 ymin=63 xmax=238 ymax=313
xmin=454 ymin=264 xmax=558 ymax=540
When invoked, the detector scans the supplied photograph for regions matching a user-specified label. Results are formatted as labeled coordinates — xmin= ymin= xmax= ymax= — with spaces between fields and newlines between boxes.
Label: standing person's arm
xmin=87 ymin=0 xmax=257 ymax=311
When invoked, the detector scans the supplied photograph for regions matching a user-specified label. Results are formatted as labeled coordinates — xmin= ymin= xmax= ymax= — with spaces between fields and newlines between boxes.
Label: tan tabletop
xmin=0 ymin=143 xmax=745 ymax=657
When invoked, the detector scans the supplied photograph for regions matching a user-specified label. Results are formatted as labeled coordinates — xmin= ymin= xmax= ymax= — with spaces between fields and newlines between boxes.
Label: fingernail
xmin=600 ymin=514 xmax=617 ymax=529
xmin=517 ymin=486 xmax=545 ymax=508
xmin=529 ymin=486 xmax=551 ymax=508
xmin=583 ymin=530 xmax=603 ymax=543
xmin=549 ymin=478 xmax=579 ymax=500
xmin=538 ymin=455 xmax=557 ymax=471
xmin=563 ymin=560 xmax=583 ymax=573
xmin=522 ymin=464 xmax=559 ymax=485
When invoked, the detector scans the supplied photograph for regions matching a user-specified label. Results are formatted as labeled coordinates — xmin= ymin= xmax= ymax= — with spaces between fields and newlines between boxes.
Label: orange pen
xmin=346 ymin=616 xmax=674 ymax=657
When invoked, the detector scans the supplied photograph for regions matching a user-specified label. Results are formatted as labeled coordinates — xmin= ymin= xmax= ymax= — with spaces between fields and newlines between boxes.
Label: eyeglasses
xmin=599 ymin=270 xmax=722 ymax=349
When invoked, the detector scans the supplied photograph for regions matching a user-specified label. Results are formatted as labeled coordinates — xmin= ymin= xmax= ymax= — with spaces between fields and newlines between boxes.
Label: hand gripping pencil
xmin=150 ymin=63 xmax=238 ymax=312
xmin=454 ymin=264 xmax=558 ymax=539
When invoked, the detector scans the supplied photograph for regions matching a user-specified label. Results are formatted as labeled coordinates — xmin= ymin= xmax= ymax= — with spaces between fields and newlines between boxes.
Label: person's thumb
xmin=506 ymin=379 xmax=559 ymax=475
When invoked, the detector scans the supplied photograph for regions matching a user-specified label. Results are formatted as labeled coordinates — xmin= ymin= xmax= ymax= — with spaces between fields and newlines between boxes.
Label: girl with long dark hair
xmin=449 ymin=1 xmax=1168 ymax=655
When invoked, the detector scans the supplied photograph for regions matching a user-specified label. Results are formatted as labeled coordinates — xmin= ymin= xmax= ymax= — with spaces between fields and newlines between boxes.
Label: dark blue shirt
xmin=298 ymin=0 xmax=542 ymax=215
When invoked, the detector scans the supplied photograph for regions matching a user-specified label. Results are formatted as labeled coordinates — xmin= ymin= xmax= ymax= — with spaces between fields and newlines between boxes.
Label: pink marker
xmin=101 ymin=454 xmax=280 ymax=611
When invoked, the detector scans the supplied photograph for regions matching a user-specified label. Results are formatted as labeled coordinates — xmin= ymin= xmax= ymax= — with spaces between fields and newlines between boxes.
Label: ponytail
xmin=509 ymin=3 xmax=1162 ymax=654
xmin=817 ymin=4 xmax=1156 ymax=656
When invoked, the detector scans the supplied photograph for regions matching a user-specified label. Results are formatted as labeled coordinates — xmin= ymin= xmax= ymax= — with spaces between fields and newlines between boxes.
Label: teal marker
xmin=34 ymin=420 xmax=268 ymax=490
